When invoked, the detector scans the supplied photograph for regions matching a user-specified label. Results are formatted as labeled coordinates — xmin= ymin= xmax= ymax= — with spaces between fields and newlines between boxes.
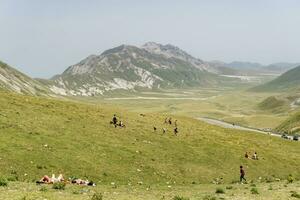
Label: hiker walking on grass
xmin=240 ymin=165 xmax=246 ymax=183
xmin=174 ymin=127 xmax=178 ymax=136
xmin=168 ymin=118 xmax=172 ymax=125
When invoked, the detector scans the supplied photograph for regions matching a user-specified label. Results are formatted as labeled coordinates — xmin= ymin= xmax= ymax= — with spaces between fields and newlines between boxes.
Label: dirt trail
xmin=197 ymin=117 xmax=283 ymax=138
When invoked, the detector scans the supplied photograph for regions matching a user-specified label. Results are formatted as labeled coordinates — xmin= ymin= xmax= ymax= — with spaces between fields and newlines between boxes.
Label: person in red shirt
xmin=240 ymin=165 xmax=247 ymax=183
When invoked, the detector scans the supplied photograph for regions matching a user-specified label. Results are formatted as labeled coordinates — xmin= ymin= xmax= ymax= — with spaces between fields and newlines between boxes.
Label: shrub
xmin=287 ymin=174 xmax=294 ymax=183
xmin=250 ymin=183 xmax=256 ymax=187
xmin=39 ymin=186 xmax=48 ymax=192
xmin=291 ymin=191 xmax=300 ymax=198
xmin=226 ymin=186 xmax=233 ymax=190
xmin=52 ymin=182 xmax=66 ymax=190
xmin=268 ymin=185 xmax=273 ymax=190
xmin=215 ymin=188 xmax=225 ymax=194
xmin=173 ymin=196 xmax=190 ymax=200
xmin=7 ymin=175 xmax=18 ymax=182
xmin=0 ymin=177 xmax=8 ymax=187
xmin=202 ymin=195 xmax=217 ymax=200
xmin=250 ymin=187 xmax=259 ymax=195
xmin=91 ymin=193 xmax=103 ymax=200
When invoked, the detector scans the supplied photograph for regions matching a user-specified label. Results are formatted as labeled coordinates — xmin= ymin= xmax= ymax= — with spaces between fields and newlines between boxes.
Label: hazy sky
xmin=1 ymin=0 xmax=300 ymax=78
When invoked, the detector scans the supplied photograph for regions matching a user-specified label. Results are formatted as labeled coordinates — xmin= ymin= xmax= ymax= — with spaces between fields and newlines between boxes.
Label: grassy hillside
xmin=257 ymin=96 xmax=288 ymax=113
xmin=0 ymin=91 xmax=299 ymax=186
xmin=276 ymin=111 xmax=300 ymax=134
xmin=253 ymin=65 xmax=300 ymax=92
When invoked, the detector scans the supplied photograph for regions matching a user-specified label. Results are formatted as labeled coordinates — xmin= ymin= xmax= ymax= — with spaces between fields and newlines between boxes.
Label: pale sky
xmin=0 ymin=0 xmax=300 ymax=78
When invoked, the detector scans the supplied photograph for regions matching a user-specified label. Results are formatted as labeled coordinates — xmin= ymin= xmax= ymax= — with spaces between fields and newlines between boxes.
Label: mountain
xmin=0 ymin=60 xmax=50 ymax=95
xmin=219 ymin=61 xmax=299 ymax=76
xmin=262 ymin=62 xmax=300 ymax=73
xmin=252 ymin=65 xmax=300 ymax=92
xmin=224 ymin=61 xmax=263 ymax=70
xmin=48 ymin=43 xmax=235 ymax=96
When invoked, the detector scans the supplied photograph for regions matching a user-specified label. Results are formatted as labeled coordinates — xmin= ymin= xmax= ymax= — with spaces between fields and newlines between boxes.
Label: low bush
xmin=226 ymin=185 xmax=233 ymax=190
xmin=91 ymin=193 xmax=103 ymax=200
xmin=215 ymin=188 xmax=225 ymax=194
xmin=0 ymin=177 xmax=8 ymax=187
xmin=202 ymin=195 xmax=216 ymax=200
xmin=39 ymin=186 xmax=48 ymax=192
xmin=250 ymin=187 xmax=259 ymax=195
xmin=287 ymin=174 xmax=294 ymax=183
xmin=52 ymin=182 xmax=66 ymax=190
xmin=291 ymin=191 xmax=300 ymax=198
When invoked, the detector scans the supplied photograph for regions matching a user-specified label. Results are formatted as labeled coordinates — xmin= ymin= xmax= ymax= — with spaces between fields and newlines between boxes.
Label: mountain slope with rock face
xmin=48 ymin=43 xmax=235 ymax=96
xmin=0 ymin=61 xmax=50 ymax=95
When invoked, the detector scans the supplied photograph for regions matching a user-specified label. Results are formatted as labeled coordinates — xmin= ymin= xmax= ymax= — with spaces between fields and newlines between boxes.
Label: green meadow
xmin=0 ymin=89 xmax=299 ymax=199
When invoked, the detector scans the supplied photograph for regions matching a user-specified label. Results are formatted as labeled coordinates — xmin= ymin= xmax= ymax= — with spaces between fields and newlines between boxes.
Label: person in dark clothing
xmin=112 ymin=114 xmax=118 ymax=128
xmin=240 ymin=165 xmax=246 ymax=183
xmin=153 ymin=126 xmax=157 ymax=132
xmin=168 ymin=118 xmax=172 ymax=125
xmin=174 ymin=127 xmax=178 ymax=136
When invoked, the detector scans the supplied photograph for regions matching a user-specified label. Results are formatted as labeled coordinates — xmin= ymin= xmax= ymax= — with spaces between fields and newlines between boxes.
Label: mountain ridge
xmin=47 ymin=42 xmax=236 ymax=96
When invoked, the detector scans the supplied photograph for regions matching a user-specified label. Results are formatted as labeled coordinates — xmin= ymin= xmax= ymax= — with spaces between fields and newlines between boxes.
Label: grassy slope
xmin=98 ymin=90 xmax=288 ymax=129
xmin=276 ymin=111 xmax=300 ymax=133
xmin=0 ymin=91 xmax=299 ymax=186
xmin=252 ymin=65 xmax=300 ymax=92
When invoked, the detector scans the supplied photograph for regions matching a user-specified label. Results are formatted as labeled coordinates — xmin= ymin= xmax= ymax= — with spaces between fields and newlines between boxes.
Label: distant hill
xmin=46 ymin=42 xmax=237 ymax=96
xmin=258 ymin=96 xmax=286 ymax=110
xmin=252 ymin=65 xmax=300 ymax=92
xmin=0 ymin=61 xmax=50 ymax=95
xmin=262 ymin=62 xmax=300 ymax=73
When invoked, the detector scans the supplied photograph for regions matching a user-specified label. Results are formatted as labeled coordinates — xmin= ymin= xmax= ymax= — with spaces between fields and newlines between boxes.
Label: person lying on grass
xmin=37 ymin=174 xmax=64 ymax=184
xmin=70 ymin=178 xmax=96 ymax=186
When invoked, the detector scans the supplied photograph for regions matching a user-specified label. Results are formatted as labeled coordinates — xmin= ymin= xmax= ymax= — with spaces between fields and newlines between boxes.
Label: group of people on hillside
xmin=153 ymin=117 xmax=179 ymax=135
xmin=245 ymin=151 xmax=259 ymax=160
xmin=110 ymin=114 xmax=126 ymax=128
xmin=108 ymin=113 xmax=255 ymax=184
xmin=37 ymin=174 xmax=96 ymax=186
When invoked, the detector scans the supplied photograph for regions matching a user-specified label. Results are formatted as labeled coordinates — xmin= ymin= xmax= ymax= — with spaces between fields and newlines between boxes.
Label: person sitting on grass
xmin=245 ymin=152 xmax=249 ymax=159
xmin=112 ymin=114 xmax=118 ymax=128
xmin=118 ymin=120 xmax=125 ymax=128
xmin=252 ymin=152 xmax=258 ymax=160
